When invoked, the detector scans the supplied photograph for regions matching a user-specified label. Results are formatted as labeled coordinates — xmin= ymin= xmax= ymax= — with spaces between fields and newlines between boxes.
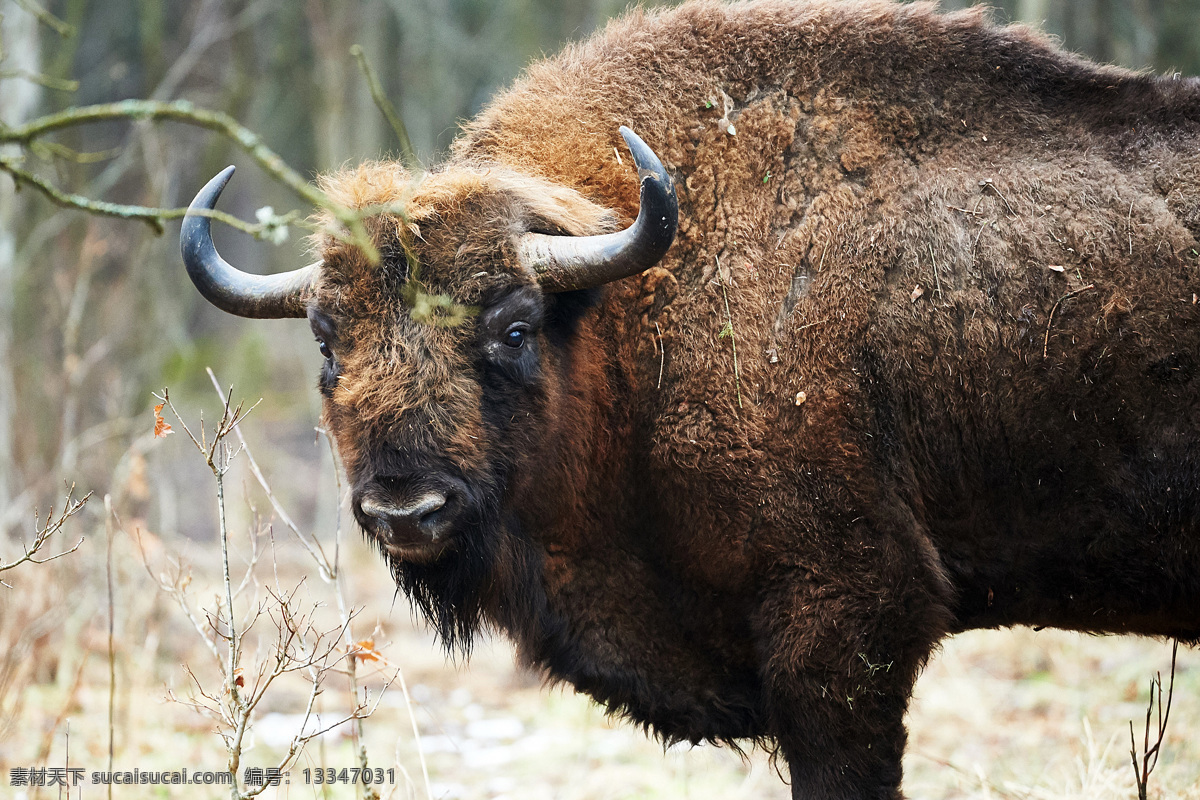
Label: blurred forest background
xmin=1 ymin=1 xmax=1199 ymax=799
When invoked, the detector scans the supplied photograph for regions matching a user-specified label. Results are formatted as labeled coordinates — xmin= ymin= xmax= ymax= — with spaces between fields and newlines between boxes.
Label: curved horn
xmin=180 ymin=166 xmax=318 ymax=319
xmin=517 ymin=126 xmax=678 ymax=293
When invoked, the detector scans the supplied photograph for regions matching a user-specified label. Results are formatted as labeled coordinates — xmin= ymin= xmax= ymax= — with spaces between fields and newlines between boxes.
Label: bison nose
xmin=359 ymin=492 xmax=453 ymax=546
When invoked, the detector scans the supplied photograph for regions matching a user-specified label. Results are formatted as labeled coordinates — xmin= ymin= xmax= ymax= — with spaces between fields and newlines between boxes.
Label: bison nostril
xmin=360 ymin=492 xmax=452 ymax=544
xmin=406 ymin=493 xmax=447 ymax=525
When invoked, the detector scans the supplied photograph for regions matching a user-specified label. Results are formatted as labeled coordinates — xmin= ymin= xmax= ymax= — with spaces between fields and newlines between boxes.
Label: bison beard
xmin=384 ymin=490 xmax=506 ymax=655
xmin=180 ymin=1 xmax=1200 ymax=798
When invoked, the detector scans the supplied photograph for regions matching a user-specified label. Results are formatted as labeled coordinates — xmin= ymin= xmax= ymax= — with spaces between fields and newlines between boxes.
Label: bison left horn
xmin=180 ymin=165 xmax=318 ymax=319
xmin=518 ymin=126 xmax=678 ymax=292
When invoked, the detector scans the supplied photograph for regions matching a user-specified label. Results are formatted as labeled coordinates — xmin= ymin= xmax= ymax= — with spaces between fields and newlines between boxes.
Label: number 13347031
xmin=303 ymin=768 xmax=394 ymax=785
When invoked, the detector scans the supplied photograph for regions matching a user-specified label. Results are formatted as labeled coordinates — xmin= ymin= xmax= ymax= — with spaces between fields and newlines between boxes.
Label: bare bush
xmin=1130 ymin=640 xmax=1179 ymax=800
xmin=127 ymin=385 xmax=407 ymax=799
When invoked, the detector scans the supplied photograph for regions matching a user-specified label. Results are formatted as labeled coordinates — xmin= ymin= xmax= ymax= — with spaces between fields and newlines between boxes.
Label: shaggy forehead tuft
xmin=309 ymin=164 xmax=620 ymax=302
xmin=313 ymin=164 xmax=618 ymax=249
xmin=317 ymin=160 xmax=415 ymax=210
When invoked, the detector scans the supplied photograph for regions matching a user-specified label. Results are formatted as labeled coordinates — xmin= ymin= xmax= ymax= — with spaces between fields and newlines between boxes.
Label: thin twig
xmin=205 ymin=369 xmax=332 ymax=576
xmin=1042 ymin=284 xmax=1096 ymax=358
xmin=2 ymin=100 xmax=311 ymax=197
xmin=980 ymin=179 xmax=1017 ymax=217
xmin=104 ymin=495 xmax=116 ymax=800
xmin=0 ymin=487 xmax=90 ymax=583
xmin=717 ymin=262 xmax=743 ymax=410
xmin=928 ymin=243 xmax=943 ymax=299
xmin=971 ymin=219 xmax=991 ymax=257
xmin=12 ymin=0 xmax=75 ymax=37
xmin=149 ymin=382 xmax=400 ymax=799
xmin=350 ymin=45 xmax=418 ymax=171
xmin=1129 ymin=640 xmax=1178 ymax=800
xmin=131 ymin=525 xmax=224 ymax=667
xmin=1127 ymin=200 xmax=1135 ymax=256
xmin=31 ymin=141 xmax=123 ymax=164
xmin=0 ymin=69 xmax=78 ymax=91
xmin=654 ymin=322 xmax=665 ymax=390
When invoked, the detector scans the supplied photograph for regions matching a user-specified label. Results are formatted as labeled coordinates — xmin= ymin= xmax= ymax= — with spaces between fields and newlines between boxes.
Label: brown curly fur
xmin=299 ymin=2 xmax=1200 ymax=798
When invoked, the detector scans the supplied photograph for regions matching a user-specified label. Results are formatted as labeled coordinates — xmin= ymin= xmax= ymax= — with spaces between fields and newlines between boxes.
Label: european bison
xmin=180 ymin=1 xmax=1200 ymax=797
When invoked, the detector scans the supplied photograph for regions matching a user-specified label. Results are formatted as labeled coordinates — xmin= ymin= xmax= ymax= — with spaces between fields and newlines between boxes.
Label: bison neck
xmin=487 ymin=310 xmax=770 ymax=745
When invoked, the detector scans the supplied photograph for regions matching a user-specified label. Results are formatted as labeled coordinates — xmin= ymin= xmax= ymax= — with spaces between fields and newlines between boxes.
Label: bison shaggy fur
xmin=294 ymin=1 xmax=1200 ymax=797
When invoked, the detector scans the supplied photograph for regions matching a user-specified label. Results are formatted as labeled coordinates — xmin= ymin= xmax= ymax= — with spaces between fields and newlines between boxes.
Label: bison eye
xmin=317 ymin=339 xmax=333 ymax=359
xmin=503 ymin=324 xmax=528 ymax=349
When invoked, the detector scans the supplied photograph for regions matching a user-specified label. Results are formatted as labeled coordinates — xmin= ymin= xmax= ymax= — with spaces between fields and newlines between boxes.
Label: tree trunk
xmin=0 ymin=8 xmax=44 ymax=530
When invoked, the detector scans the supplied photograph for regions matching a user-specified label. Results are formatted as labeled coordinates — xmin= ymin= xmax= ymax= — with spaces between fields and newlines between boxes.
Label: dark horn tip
xmin=179 ymin=166 xmax=316 ymax=319
xmin=618 ymin=127 xmax=678 ymax=263
xmin=515 ymin=126 xmax=679 ymax=293
xmin=180 ymin=165 xmax=236 ymax=262
xmin=618 ymin=127 xmax=661 ymax=179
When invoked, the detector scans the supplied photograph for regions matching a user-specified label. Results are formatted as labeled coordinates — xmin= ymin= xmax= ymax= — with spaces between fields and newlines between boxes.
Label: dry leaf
xmin=910 ymin=284 xmax=925 ymax=303
xmin=794 ymin=391 xmax=807 ymax=406
xmin=1048 ymin=265 xmax=1065 ymax=273
xmin=152 ymin=403 xmax=173 ymax=438
xmin=351 ymin=639 xmax=380 ymax=663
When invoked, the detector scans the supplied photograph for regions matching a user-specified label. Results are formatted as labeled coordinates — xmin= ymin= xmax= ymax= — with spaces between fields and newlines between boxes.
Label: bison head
xmin=180 ymin=128 xmax=676 ymax=649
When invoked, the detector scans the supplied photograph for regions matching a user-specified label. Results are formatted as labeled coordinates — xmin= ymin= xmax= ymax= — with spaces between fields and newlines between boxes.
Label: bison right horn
xmin=517 ymin=126 xmax=678 ymax=292
xmin=181 ymin=165 xmax=319 ymax=319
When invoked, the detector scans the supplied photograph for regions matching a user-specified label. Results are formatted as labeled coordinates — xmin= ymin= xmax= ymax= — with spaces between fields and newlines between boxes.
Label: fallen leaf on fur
xmin=1047 ymin=265 xmax=1064 ymax=273
xmin=153 ymin=403 xmax=173 ymax=438
xmin=794 ymin=391 xmax=807 ymax=406
xmin=910 ymin=284 xmax=924 ymax=303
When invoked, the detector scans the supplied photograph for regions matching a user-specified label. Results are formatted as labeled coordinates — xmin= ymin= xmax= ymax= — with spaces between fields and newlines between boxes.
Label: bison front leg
xmin=757 ymin=521 xmax=950 ymax=800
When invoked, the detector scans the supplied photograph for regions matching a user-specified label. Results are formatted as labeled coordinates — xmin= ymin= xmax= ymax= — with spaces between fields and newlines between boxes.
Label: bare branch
xmin=0 ymin=99 xmax=380 ymax=259
xmin=1129 ymin=640 xmax=1179 ymax=800
xmin=0 ymin=155 xmax=299 ymax=236
xmin=0 ymin=69 xmax=78 ymax=92
xmin=0 ymin=487 xmax=90 ymax=584
xmin=206 ymin=368 xmax=333 ymax=577
xmin=11 ymin=0 xmax=75 ymax=37
xmin=350 ymin=45 xmax=417 ymax=171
